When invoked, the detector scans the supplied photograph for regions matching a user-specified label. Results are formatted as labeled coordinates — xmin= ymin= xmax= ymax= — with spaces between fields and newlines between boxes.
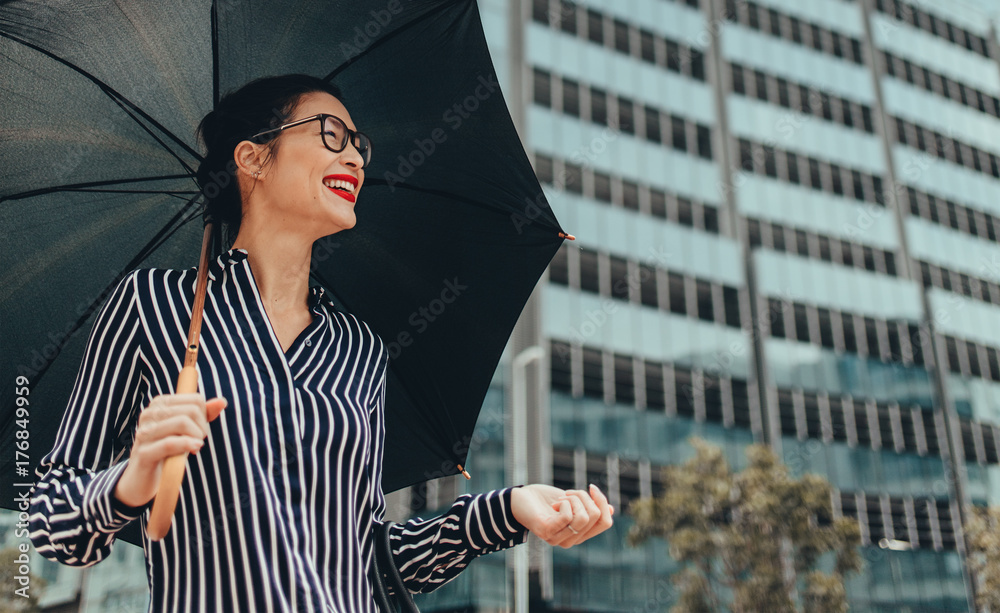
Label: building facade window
xmin=724 ymin=0 xmax=864 ymax=64
xmin=882 ymin=51 xmax=999 ymax=118
xmin=533 ymin=153 xmax=721 ymax=232
xmin=531 ymin=0 xmax=707 ymax=81
xmin=874 ymin=0 xmax=989 ymax=58
xmin=736 ymin=138 xmax=886 ymax=206
xmin=548 ymin=244 xmax=744 ymax=330
xmin=892 ymin=116 xmax=1000 ymax=179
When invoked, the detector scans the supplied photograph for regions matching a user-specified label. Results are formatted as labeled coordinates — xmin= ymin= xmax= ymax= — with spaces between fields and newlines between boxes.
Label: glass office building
xmin=10 ymin=0 xmax=1000 ymax=611
xmin=406 ymin=0 xmax=1000 ymax=611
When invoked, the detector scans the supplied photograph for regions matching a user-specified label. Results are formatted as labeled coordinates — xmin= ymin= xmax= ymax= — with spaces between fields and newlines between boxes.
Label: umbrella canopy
xmin=0 ymin=0 xmax=566 ymax=546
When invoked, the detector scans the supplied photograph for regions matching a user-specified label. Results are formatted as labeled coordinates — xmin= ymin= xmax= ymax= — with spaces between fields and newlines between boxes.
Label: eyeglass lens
xmin=322 ymin=116 xmax=371 ymax=166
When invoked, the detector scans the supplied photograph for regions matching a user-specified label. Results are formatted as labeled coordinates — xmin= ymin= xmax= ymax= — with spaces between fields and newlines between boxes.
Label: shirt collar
xmin=207 ymin=247 xmax=249 ymax=279
xmin=206 ymin=248 xmax=337 ymax=311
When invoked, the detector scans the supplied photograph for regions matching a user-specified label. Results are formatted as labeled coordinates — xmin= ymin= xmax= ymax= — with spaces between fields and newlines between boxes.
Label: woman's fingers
xmin=141 ymin=393 xmax=226 ymax=438
xmin=134 ymin=435 xmax=204 ymax=464
xmin=206 ymin=398 xmax=228 ymax=422
xmin=132 ymin=393 xmax=226 ymax=474
xmin=141 ymin=414 xmax=206 ymax=442
xmin=574 ymin=487 xmax=602 ymax=528
xmin=538 ymin=498 xmax=573 ymax=545
xmin=556 ymin=489 xmax=604 ymax=547
xmin=576 ymin=484 xmax=614 ymax=541
xmin=545 ymin=494 xmax=580 ymax=548
xmin=159 ymin=393 xmax=212 ymax=436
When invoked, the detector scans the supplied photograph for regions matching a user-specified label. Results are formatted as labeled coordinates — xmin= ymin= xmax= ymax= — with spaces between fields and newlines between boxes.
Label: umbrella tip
xmin=558 ymin=231 xmax=576 ymax=241
xmin=457 ymin=464 xmax=471 ymax=480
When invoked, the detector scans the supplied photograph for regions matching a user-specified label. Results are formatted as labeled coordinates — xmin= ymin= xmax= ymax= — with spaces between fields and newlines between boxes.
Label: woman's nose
xmin=341 ymin=140 xmax=365 ymax=169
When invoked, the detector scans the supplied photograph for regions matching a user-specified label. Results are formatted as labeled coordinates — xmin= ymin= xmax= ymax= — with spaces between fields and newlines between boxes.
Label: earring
xmin=252 ymin=169 xmax=261 ymax=179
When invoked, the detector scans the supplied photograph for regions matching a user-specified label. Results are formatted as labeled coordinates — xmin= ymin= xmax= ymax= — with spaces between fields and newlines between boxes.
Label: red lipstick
xmin=323 ymin=174 xmax=358 ymax=203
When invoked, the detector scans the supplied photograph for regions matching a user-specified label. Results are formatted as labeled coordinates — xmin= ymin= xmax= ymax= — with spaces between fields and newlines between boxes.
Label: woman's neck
xmin=230 ymin=228 xmax=313 ymax=315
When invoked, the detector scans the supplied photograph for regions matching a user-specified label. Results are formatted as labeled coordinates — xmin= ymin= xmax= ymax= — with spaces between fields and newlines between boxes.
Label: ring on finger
xmin=567 ymin=525 xmax=579 ymax=535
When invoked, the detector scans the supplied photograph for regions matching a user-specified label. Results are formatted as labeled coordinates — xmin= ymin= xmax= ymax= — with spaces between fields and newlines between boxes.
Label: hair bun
xmin=197 ymin=109 xmax=224 ymax=152
xmin=198 ymin=109 xmax=254 ymax=159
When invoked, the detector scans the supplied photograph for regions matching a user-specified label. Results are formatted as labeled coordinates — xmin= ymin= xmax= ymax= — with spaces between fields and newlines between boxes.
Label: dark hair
xmin=196 ymin=74 xmax=344 ymax=247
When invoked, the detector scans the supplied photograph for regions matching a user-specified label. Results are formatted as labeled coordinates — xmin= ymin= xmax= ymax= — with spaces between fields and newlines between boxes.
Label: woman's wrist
xmin=111 ymin=464 xmax=151 ymax=509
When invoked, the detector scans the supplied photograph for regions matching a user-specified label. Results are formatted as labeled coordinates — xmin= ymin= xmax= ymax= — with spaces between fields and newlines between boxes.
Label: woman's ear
xmin=233 ymin=140 xmax=267 ymax=180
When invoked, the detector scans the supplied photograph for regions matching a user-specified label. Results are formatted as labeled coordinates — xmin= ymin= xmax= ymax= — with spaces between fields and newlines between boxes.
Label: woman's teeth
xmin=323 ymin=179 xmax=354 ymax=193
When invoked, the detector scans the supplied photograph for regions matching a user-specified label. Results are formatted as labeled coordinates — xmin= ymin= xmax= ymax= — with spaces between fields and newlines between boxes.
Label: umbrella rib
xmin=0 ymin=31 xmax=203 ymax=161
xmin=10 ymin=193 xmax=204 ymax=397
xmin=121 ymin=195 xmax=207 ymax=265
xmin=211 ymin=0 xmax=220 ymax=107
xmin=51 ymin=188 xmax=202 ymax=204
xmin=103 ymin=91 xmax=199 ymax=176
xmin=68 ymin=189 xmax=199 ymax=195
xmin=323 ymin=0 xmax=464 ymax=81
xmin=0 ymin=174 xmax=194 ymax=203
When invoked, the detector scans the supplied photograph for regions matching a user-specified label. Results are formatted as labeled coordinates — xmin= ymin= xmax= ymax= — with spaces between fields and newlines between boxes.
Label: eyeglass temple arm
xmin=253 ymin=115 xmax=319 ymax=140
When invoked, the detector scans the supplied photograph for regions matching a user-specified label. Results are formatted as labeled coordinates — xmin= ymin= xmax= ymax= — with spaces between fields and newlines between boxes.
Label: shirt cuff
xmin=465 ymin=487 xmax=530 ymax=552
xmin=83 ymin=460 xmax=150 ymax=534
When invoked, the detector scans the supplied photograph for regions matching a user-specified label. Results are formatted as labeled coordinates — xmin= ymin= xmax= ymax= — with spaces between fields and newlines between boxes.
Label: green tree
xmin=965 ymin=505 xmax=1000 ymax=612
xmin=627 ymin=438 xmax=862 ymax=613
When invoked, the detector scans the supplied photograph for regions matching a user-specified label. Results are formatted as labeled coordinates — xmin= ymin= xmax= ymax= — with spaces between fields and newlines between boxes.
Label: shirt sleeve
xmin=367 ymin=355 xmax=529 ymax=595
xmin=28 ymin=271 xmax=151 ymax=567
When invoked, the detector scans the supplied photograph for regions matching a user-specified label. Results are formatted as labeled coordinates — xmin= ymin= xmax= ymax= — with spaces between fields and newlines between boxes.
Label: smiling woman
xmin=27 ymin=74 xmax=613 ymax=613
xmin=196 ymin=76 xmax=366 ymax=249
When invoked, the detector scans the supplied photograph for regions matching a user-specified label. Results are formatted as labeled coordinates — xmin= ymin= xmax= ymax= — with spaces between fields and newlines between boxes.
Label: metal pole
xmin=512 ymin=345 xmax=545 ymax=613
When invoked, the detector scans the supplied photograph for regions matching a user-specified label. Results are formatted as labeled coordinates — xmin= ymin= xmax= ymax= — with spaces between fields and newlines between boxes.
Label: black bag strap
xmin=370 ymin=521 xmax=420 ymax=613
xmin=370 ymin=540 xmax=394 ymax=613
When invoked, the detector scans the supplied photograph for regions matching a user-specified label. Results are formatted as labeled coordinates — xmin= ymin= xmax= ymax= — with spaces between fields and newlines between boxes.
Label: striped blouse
xmin=28 ymin=248 xmax=527 ymax=613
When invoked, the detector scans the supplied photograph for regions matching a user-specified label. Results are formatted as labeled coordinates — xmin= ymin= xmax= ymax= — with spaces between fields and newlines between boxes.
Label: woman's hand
xmin=511 ymin=483 xmax=614 ymax=548
xmin=113 ymin=393 xmax=227 ymax=508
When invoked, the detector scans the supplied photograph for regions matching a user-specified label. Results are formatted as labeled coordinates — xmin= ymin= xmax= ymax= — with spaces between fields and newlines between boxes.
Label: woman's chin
xmin=328 ymin=210 xmax=357 ymax=233
xmin=343 ymin=209 xmax=358 ymax=229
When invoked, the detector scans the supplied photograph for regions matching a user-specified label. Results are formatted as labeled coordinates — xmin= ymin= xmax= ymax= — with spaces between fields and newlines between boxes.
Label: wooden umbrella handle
xmin=147 ymin=223 xmax=214 ymax=541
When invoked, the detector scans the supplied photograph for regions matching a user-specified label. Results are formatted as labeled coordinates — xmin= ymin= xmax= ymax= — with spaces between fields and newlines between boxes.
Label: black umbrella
xmin=0 ymin=0 xmax=568 ymax=545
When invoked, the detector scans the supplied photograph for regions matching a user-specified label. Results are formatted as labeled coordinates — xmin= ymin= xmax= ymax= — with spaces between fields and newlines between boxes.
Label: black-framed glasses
xmin=251 ymin=114 xmax=372 ymax=168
